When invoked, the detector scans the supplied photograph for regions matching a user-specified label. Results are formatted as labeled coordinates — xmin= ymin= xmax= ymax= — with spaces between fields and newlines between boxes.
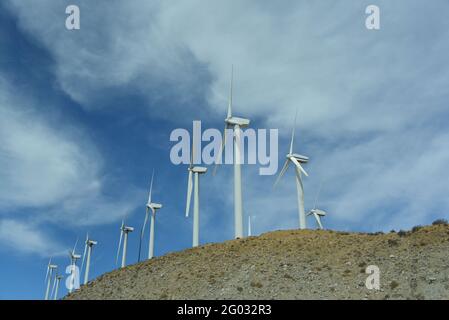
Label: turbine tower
xmin=68 ymin=239 xmax=81 ymax=293
xmin=44 ymin=258 xmax=57 ymax=300
xmin=138 ymin=171 xmax=162 ymax=261
xmin=185 ymin=140 xmax=207 ymax=247
xmin=274 ymin=110 xmax=309 ymax=229
xmin=81 ymin=233 xmax=98 ymax=285
xmin=117 ymin=220 xmax=134 ymax=268
xmin=215 ymin=66 xmax=250 ymax=239
xmin=248 ymin=215 xmax=252 ymax=237
xmin=51 ymin=274 xmax=63 ymax=300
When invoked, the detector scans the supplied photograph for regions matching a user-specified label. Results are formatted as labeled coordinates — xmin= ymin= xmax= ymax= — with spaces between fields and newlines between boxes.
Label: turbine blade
xmin=138 ymin=209 xmax=149 ymax=262
xmin=290 ymin=157 xmax=309 ymax=177
xmin=116 ymin=229 xmax=123 ymax=266
xmin=72 ymin=237 xmax=79 ymax=255
xmin=45 ymin=258 xmax=51 ymax=282
xmin=213 ymin=124 xmax=229 ymax=175
xmin=274 ymin=159 xmax=290 ymax=188
xmin=185 ymin=170 xmax=193 ymax=217
xmin=227 ymin=65 xmax=233 ymax=119
xmin=81 ymin=241 xmax=88 ymax=272
xmin=147 ymin=170 xmax=154 ymax=205
xmin=313 ymin=180 xmax=323 ymax=210
xmin=315 ymin=214 xmax=324 ymax=229
xmin=289 ymin=109 xmax=298 ymax=154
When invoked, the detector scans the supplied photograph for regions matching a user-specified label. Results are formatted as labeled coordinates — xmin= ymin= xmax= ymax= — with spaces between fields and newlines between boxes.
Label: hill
xmin=66 ymin=224 xmax=449 ymax=300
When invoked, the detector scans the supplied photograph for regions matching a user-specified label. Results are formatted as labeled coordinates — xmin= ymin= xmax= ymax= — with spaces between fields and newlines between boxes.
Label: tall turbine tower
xmin=81 ymin=233 xmax=98 ymax=285
xmin=51 ymin=274 xmax=63 ymax=300
xmin=274 ymin=111 xmax=309 ymax=229
xmin=44 ymin=258 xmax=57 ymax=300
xmin=215 ymin=66 xmax=250 ymax=239
xmin=117 ymin=220 xmax=134 ymax=268
xmin=68 ymin=240 xmax=81 ymax=293
xmin=138 ymin=171 xmax=162 ymax=261
xmin=185 ymin=140 xmax=207 ymax=247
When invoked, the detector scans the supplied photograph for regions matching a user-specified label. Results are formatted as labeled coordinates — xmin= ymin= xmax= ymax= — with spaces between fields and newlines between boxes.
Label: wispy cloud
xmin=2 ymin=0 xmax=449 ymax=237
xmin=0 ymin=219 xmax=64 ymax=256
xmin=0 ymin=77 xmax=140 ymax=230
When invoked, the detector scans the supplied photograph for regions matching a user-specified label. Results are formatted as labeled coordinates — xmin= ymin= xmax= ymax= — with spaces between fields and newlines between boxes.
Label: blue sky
xmin=1 ymin=0 xmax=449 ymax=299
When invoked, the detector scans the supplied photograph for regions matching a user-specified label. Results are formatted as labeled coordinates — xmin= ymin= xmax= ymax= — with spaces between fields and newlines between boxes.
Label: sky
xmin=1 ymin=0 xmax=449 ymax=300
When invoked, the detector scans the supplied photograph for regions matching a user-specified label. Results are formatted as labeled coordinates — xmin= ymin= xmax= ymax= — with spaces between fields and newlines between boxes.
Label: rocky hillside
xmin=66 ymin=224 xmax=449 ymax=300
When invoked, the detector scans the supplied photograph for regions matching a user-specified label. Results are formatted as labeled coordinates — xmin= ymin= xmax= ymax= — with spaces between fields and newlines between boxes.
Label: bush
xmin=397 ymin=230 xmax=407 ymax=237
xmin=390 ymin=281 xmax=399 ymax=289
xmin=432 ymin=219 xmax=448 ymax=226
xmin=387 ymin=239 xmax=400 ymax=246
xmin=411 ymin=225 xmax=423 ymax=233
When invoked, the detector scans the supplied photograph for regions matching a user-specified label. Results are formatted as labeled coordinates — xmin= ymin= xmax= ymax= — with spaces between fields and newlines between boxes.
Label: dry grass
xmin=66 ymin=224 xmax=449 ymax=300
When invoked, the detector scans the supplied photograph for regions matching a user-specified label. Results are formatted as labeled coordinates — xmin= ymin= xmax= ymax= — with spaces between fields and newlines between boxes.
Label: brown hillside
xmin=66 ymin=224 xmax=449 ymax=300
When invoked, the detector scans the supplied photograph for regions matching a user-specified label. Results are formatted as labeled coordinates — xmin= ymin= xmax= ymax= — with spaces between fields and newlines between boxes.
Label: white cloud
xmin=0 ymin=219 xmax=63 ymax=256
xmin=0 ymin=78 xmax=140 ymax=228
xmin=3 ymin=0 xmax=449 ymax=234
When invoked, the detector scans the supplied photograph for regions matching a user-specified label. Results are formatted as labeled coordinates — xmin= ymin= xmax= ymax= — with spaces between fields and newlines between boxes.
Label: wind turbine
xmin=138 ymin=171 xmax=162 ymax=261
xmin=185 ymin=139 xmax=207 ymax=247
xmin=307 ymin=182 xmax=327 ymax=230
xmin=81 ymin=233 xmax=98 ymax=285
xmin=51 ymin=274 xmax=63 ymax=300
xmin=214 ymin=66 xmax=250 ymax=239
xmin=44 ymin=258 xmax=57 ymax=300
xmin=274 ymin=110 xmax=309 ymax=229
xmin=68 ymin=239 xmax=81 ymax=293
xmin=117 ymin=219 xmax=134 ymax=268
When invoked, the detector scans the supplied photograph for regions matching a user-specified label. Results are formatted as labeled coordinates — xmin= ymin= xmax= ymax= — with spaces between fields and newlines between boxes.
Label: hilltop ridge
xmin=66 ymin=224 xmax=449 ymax=300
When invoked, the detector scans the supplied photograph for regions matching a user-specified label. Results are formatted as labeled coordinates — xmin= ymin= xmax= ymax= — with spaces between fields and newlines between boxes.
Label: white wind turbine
xmin=138 ymin=171 xmax=162 ymax=261
xmin=214 ymin=66 xmax=250 ymax=239
xmin=274 ymin=110 xmax=309 ymax=229
xmin=68 ymin=239 xmax=81 ymax=293
xmin=185 ymin=140 xmax=207 ymax=247
xmin=51 ymin=274 xmax=63 ymax=300
xmin=44 ymin=258 xmax=57 ymax=300
xmin=307 ymin=182 xmax=327 ymax=230
xmin=116 ymin=219 xmax=134 ymax=268
xmin=81 ymin=233 xmax=98 ymax=285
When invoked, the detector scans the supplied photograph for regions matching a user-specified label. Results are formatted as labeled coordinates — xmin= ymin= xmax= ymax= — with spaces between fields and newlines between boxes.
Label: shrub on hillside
xmin=398 ymin=230 xmax=407 ymax=237
xmin=432 ymin=219 xmax=448 ymax=226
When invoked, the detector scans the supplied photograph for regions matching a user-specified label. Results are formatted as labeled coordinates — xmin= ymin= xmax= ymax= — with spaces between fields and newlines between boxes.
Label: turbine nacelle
xmin=225 ymin=116 xmax=250 ymax=127
xmin=48 ymin=264 xmax=57 ymax=270
xmin=86 ymin=240 xmax=98 ymax=246
xmin=189 ymin=166 xmax=207 ymax=174
xmin=307 ymin=209 xmax=326 ymax=216
xmin=147 ymin=202 xmax=162 ymax=210
xmin=288 ymin=153 xmax=309 ymax=163
xmin=123 ymin=226 xmax=134 ymax=233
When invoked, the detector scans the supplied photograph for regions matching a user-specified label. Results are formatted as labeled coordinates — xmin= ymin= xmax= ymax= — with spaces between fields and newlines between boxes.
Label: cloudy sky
xmin=1 ymin=0 xmax=448 ymax=299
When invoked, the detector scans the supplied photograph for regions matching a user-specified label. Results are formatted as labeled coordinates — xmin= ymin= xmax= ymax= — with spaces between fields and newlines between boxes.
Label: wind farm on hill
xmin=43 ymin=68 xmax=444 ymax=300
